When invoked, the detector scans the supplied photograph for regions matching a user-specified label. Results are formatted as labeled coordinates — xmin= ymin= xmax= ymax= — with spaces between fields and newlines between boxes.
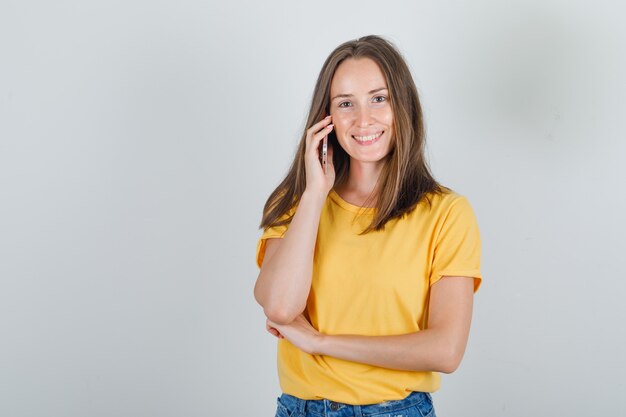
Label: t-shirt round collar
xmin=329 ymin=189 xmax=376 ymax=214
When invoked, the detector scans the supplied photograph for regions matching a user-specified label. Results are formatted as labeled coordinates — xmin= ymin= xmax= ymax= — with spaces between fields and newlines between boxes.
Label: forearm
xmin=255 ymin=190 xmax=326 ymax=324
xmin=316 ymin=328 xmax=465 ymax=374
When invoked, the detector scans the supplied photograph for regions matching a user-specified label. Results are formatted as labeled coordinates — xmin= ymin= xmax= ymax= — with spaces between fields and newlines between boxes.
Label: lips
xmin=352 ymin=131 xmax=383 ymax=145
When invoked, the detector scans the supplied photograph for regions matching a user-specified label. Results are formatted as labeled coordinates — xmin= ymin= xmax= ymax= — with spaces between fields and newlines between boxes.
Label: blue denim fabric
xmin=274 ymin=391 xmax=436 ymax=417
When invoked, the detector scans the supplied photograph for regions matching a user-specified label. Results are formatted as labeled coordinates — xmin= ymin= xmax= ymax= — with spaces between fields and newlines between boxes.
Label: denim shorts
xmin=274 ymin=390 xmax=436 ymax=417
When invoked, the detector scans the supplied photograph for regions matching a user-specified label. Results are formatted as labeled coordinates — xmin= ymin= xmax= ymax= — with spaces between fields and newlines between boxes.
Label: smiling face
xmin=329 ymin=57 xmax=394 ymax=168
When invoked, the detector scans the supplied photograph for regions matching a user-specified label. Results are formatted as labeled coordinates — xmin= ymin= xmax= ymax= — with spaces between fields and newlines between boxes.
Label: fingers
xmin=306 ymin=116 xmax=334 ymax=154
xmin=266 ymin=319 xmax=284 ymax=339
xmin=309 ymin=114 xmax=332 ymax=132
xmin=267 ymin=326 xmax=280 ymax=338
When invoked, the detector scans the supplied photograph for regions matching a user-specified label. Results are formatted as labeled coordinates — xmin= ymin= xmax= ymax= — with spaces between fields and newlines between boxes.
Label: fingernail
xmin=325 ymin=115 xmax=331 ymax=119
xmin=327 ymin=124 xmax=334 ymax=129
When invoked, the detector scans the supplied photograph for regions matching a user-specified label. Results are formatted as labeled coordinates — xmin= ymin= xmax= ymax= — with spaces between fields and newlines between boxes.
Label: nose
xmin=355 ymin=106 xmax=373 ymax=127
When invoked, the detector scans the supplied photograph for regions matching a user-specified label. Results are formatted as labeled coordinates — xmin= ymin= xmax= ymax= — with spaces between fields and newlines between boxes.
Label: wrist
xmin=301 ymin=188 xmax=328 ymax=208
xmin=313 ymin=333 xmax=330 ymax=356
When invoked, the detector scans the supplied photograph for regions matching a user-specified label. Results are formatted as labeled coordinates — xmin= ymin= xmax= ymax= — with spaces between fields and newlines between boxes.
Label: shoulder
xmin=400 ymin=188 xmax=479 ymax=234
xmin=426 ymin=190 xmax=480 ymax=241
xmin=423 ymin=188 xmax=473 ymax=215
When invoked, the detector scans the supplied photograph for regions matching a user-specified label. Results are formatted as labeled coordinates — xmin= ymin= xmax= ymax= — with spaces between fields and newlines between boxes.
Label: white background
xmin=1 ymin=1 xmax=625 ymax=416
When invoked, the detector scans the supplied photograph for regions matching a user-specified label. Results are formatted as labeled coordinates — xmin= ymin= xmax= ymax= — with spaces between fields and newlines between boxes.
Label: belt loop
xmin=298 ymin=397 xmax=306 ymax=417
xmin=353 ymin=404 xmax=363 ymax=417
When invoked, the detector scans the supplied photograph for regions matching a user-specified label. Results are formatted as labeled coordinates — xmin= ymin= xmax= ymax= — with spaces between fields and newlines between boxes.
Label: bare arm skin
xmin=254 ymin=116 xmax=335 ymax=325
xmin=253 ymin=191 xmax=327 ymax=325
xmin=313 ymin=276 xmax=475 ymax=373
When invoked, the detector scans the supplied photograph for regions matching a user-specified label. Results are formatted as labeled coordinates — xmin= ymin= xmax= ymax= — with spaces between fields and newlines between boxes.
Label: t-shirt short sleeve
xmin=255 ymin=206 xmax=296 ymax=269
xmin=429 ymin=195 xmax=483 ymax=292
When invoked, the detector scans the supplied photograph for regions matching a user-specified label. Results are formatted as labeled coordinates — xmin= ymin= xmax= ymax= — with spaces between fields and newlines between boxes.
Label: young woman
xmin=254 ymin=35 xmax=482 ymax=417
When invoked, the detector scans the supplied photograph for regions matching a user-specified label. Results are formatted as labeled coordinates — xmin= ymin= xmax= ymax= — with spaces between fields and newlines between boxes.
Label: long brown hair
xmin=260 ymin=35 xmax=448 ymax=234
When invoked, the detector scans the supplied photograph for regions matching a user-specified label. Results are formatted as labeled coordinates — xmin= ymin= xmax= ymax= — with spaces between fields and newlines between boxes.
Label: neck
xmin=340 ymin=159 xmax=384 ymax=198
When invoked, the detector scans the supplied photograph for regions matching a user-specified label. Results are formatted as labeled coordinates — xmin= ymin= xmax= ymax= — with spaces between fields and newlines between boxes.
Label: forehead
xmin=330 ymin=57 xmax=387 ymax=94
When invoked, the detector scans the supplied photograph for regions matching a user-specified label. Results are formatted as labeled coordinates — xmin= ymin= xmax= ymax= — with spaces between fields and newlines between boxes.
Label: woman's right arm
xmin=253 ymin=190 xmax=326 ymax=325
xmin=253 ymin=115 xmax=335 ymax=325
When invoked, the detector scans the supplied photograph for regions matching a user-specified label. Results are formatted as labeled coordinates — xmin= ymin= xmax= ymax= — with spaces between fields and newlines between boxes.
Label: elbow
xmin=254 ymin=285 xmax=304 ymax=325
xmin=438 ymin=358 xmax=461 ymax=374
xmin=435 ymin=345 xmax=465 ymax=374
xmin=263 ymin=303 xmax=305 ymax=325
xmin=253 ymin=272 xmax=307 ymax=324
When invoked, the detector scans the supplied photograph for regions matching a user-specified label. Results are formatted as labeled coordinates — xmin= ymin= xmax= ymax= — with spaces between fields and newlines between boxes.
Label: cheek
xmin=330 ymin=116 xmax=351 ymax=135
xmin=383 ymin=109 xmax=394 ymax=125
xmin=336 ymin=125 xmax=353 ymax=143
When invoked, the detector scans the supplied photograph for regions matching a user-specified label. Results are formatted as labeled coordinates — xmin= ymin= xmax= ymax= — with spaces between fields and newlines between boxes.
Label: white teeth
xmin=353 ymin=132 xmax=382 ymax=142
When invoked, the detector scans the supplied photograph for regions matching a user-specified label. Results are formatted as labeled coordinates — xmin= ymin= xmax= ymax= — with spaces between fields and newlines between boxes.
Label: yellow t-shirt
xmin=255 ymin=188 xmax=482 ymax=405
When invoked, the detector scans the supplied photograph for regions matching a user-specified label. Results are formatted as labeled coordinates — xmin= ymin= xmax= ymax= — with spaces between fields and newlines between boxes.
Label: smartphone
xmin=319 ymin=114 xmax=329 ymax=174
xmin=321 ymin=134 xmax=328 ymax=174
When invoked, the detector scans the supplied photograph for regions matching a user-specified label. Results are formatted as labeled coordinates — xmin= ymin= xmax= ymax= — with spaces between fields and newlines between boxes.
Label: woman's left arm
xmin=268 ymin=276 xmax=475 ymax=374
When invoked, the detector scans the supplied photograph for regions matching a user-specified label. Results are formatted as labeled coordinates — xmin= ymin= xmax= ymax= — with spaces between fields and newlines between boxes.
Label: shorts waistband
xmin=278 ymin=390 xmax=432 ymax=417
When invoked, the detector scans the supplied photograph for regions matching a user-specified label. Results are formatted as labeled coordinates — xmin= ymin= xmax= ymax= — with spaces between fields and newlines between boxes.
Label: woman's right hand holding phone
xmin=255 ymin=116 xmax=335 ymax=325
xmin=304 ymin=115 xmax=335 ymax=196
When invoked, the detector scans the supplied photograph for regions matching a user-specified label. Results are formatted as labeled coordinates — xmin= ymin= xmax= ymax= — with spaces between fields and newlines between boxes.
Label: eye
xmin=373 ymin=95 xmax=387 ymax=103
xmin=338 ymin=101 xmax=352 ymax=108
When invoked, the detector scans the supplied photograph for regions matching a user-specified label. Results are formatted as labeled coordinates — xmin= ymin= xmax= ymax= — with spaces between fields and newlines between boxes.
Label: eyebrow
xmin=331 ymin=87 xmax=388 ymax=102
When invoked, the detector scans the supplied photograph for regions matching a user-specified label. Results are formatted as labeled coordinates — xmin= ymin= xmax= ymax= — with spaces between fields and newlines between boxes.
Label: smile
xmin=352 ymin=131 xmax=384 ymax=145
